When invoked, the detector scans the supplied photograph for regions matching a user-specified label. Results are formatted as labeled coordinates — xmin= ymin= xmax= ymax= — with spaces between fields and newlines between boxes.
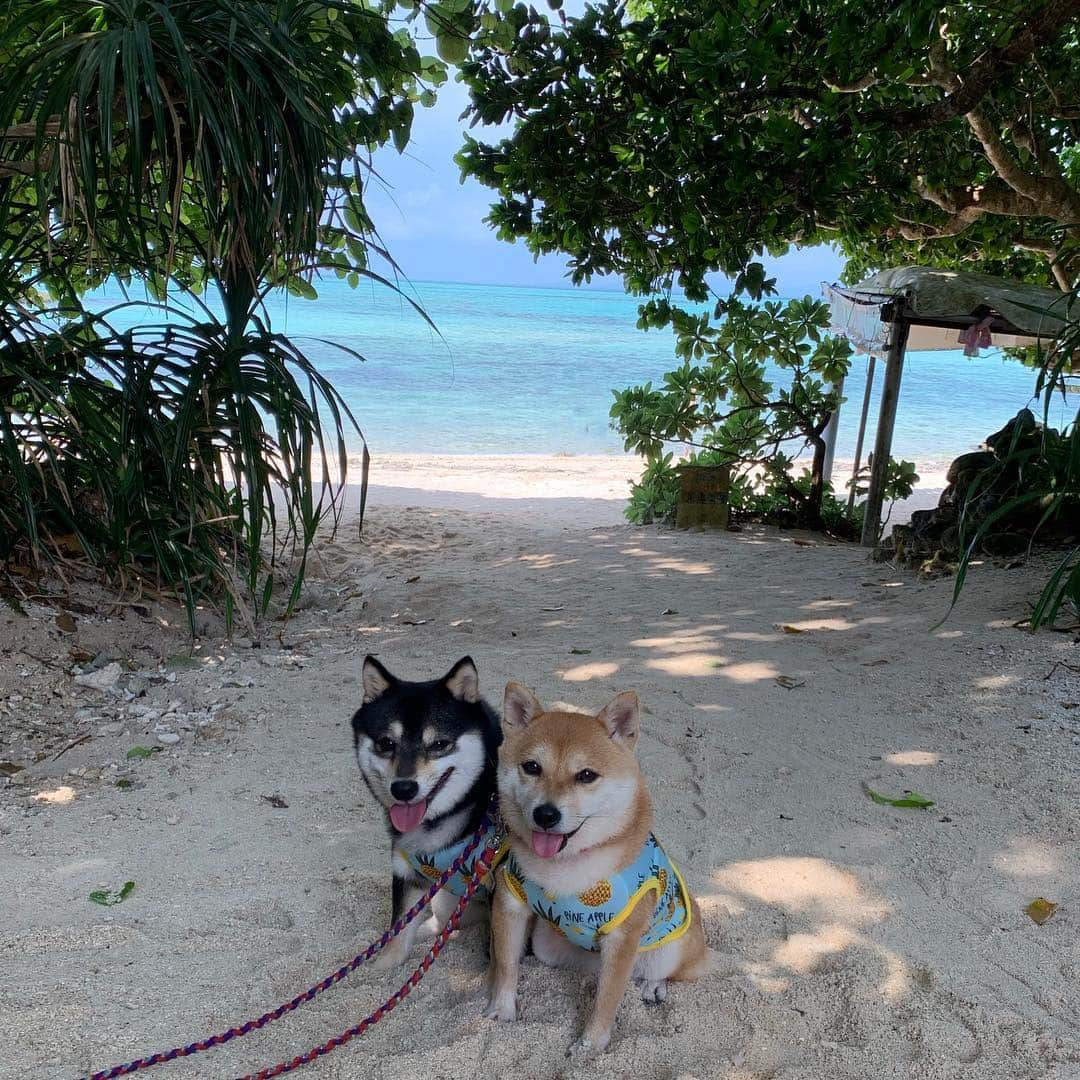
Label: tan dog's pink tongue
xmin=390 ymin=800 xmax=427 ymax=833
xmin=531 ymin=831 xmax=564 ymax=858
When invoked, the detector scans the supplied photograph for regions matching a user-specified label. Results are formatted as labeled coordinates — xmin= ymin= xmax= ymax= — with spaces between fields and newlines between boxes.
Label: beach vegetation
xmin=0 ymin=0 xmax=443 ymax=631
xmin=950 ymin=339 xmax=1079 ymax=629
xmin=610 ymin=293 xmax=918 ymax=532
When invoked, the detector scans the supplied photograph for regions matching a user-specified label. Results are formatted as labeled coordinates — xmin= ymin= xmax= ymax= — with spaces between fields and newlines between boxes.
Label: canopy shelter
xmin=821 ymin=266 xmax=1071 ymax=547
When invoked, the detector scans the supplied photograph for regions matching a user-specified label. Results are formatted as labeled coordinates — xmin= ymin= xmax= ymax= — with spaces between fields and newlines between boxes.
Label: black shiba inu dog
xmin=351 ymin=654 xmax=502 ymax=968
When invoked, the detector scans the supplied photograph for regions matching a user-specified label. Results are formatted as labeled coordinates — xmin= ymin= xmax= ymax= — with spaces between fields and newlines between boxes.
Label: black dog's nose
xmin=390 ymin=779 xmax=419 ymax=802
xmin=532 ymin=803 xmax=561 ymax=830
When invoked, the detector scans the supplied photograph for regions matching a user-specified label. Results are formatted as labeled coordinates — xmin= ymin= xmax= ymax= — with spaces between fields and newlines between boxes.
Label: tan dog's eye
xmin=373 ymin=736 xmax=396 ymax=757
xmin=575 ymin=769 xmax=599 ymax=784
xmin=427 ymin=738 xmax=454 ymax=756
xmin=521 ymin=760 xmax=542 ymax=776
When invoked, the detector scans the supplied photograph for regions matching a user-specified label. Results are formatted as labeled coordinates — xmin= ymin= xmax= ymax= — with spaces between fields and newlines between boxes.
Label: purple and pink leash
xmin=83 ymin=806 xmax=501 ymax=1080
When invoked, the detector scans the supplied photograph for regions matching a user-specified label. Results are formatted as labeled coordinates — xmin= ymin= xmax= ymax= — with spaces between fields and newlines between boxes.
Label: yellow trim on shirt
xmin=596 ymin=876 xmax=661 ymax=935
xmin=637 ymin=862 xmax=692 ymax=952
xmin=594 ymin=858 xmax=691 ymax=951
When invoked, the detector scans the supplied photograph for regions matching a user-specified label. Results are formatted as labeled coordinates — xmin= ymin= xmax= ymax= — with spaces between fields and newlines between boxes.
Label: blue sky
xmin=364 ymin=51 xmax=845 ymax=297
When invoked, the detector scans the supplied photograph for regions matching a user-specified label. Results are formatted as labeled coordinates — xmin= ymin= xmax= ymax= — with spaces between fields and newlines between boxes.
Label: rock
xmin=124 ymin=676 xmax=149 ymax=699
xmin=982 ymin=531 xmax=1030 ymax=555
xmin=156 ymin=732 xmax=181 ymax=746
xmin=74 ymin=662 xmax=124 ymax=693
xmin=233 ymin=637 xmax=254 ymax=649
xmin=84 ymin=651 xmax=121 ymax=673
xmin=907 ymin=508 xmax=939 ymax=531
xmin=946 ymin=450 xmax=996 ymax=485
xmin=880 ymin=408 xmax=1065 ymax=568
xmin=165 ymin=814 xmax=180 ymax=826
xmin=986 ymin=408 xmax=1037 ymax=456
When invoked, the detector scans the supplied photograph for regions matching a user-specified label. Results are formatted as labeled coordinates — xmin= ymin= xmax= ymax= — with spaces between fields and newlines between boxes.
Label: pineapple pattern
xmin=502 ymin=834 xmax=690 ymax=953
xmin=416 ymin=855 xmax=442 ymax=881
xmin=504 ymin=868 xmax=528 ymax=905
xmin=579 ymin=880 xmax=614 ymax=907
xmin=396 ymin=831 xmax=507 ymax=899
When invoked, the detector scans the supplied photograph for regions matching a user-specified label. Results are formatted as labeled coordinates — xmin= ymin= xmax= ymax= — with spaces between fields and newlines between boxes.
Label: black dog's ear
xmin=362 ymin=655 xmax=396 ymax=704
xmin=443 ymin=656 xmax=479 ymax=703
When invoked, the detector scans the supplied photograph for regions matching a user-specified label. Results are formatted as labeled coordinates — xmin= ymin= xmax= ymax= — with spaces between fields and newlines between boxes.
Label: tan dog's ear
xmin=503 ymin=682 xmax=542 ymax=732
xmin=597 ymin=691 xmax=640 ymax=748
xmin=362 ymin=655 xmax=396 ymax=704
xmin=443 ymin=656 xmax=479 ymax=703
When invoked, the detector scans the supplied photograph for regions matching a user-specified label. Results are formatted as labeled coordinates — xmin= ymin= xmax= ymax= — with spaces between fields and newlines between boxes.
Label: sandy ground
xmin=3 ymin=454 xmax=1079 ymax=1080
xmin=357 ymin=453 xmax=949 ymax=529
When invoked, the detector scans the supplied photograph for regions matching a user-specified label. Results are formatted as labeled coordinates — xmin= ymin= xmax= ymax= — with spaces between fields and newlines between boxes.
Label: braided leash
xmin=84 ymin=809 xmax=499 ymax=1080
xmin=236 ymin=843 xmax=496 ymax=1080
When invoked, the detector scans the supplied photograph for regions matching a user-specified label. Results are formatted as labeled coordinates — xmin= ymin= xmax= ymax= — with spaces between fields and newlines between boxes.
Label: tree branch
xmin=965 ymin=106 xmax=1080 ymax=218
xmin=1013 ymin=237 xmax=1075 ymax=290
xmin=901 ymin=179 xmax=1049 ymax=239
xmin=824 ymin=72 xmax=878 ymax=93
xmin=865 ymin=0 xmax=1080 ymax=133
xmin=1009 ymin=119 xmax=1066 ymax=180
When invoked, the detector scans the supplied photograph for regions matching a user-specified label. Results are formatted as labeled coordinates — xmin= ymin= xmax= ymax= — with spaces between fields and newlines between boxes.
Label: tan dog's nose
xmin=532 ymin=803 xmax=561 ymax=830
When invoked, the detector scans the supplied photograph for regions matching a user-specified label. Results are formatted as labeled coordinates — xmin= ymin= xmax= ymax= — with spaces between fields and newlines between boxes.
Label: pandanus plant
xmin=0 ymin=0 xmax=441 ymax=629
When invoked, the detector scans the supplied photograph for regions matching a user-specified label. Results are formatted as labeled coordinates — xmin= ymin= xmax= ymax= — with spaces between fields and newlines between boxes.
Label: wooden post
xmin=846 ymin=355 xmax=877 ymax=515
xmin=675 ymin=464 xmax=731 ymax=530
xmin=821 ymin=376 xmax=844 ymax=486
xmin=860 ymin=318 xmax=909 ymax=547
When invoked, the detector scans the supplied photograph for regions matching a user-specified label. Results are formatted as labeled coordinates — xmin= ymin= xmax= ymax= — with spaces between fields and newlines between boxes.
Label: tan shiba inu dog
xmin=484 ymin=683 xmax=710 ymax=1056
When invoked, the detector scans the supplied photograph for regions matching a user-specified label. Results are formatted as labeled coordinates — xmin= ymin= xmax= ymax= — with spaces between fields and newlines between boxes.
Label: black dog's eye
xmin=373 ymin=736 xmax=396 ymax=756
xmin=576 ymin=769 xmax=599 ymax=784
xmin=521 ymin=760 xmax=542 ymax=776
xmin=427 ymin=738 xmax=454 ymax=756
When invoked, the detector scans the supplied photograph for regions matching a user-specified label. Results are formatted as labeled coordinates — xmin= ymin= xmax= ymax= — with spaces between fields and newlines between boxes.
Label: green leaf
xmin=89 ymin=881 xmax=136 ymax=906
xmin=862 ymin=783 xmax=934 ymax=809
xmin=436 ymin=33 xmax=470 ymax=65
xmin=126 ymin=746 xmax=163 ymax=760
xmin=165 ymin=654 xmax=199 ymax=670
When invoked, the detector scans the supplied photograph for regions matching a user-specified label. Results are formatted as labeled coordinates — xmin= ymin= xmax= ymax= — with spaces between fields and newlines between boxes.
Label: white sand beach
xmin=357 ymin=452 xmax=952 ymax=528
xmin=2 ymin=454 xmax=1078 ymax=1080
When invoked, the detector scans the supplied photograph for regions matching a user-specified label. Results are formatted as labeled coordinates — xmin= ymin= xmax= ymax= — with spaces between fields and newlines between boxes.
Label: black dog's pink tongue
xmin=532 ymin=830 xmax=564 ymax=858
xmin=390 ymin=799 xmax=427 ymax=833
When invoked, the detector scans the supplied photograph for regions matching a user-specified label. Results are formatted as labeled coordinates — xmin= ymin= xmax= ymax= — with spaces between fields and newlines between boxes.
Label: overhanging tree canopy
xmin=459 ymin=0 xmax=1080 ymax=296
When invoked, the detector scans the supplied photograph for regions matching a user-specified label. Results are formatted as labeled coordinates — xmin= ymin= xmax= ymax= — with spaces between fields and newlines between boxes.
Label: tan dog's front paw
xmin=483 ymin=992 xmax=518 ymax=1022
xmin=567 ymin=1030 xmax=610 ymax=1060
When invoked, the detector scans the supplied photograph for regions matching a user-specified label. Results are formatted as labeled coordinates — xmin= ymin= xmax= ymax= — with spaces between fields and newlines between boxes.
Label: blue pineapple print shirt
xmin=501 ymin=834 xmax=691 ymax=952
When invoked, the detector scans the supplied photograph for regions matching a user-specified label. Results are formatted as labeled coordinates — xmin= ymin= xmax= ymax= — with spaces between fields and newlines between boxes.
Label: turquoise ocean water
xmin=89 ymin=277 xmax=1069 ymax=464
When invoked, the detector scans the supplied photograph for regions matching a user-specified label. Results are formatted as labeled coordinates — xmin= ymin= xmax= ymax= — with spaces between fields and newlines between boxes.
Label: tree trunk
xmin=803 ymin=433 xmax=827 ymax=531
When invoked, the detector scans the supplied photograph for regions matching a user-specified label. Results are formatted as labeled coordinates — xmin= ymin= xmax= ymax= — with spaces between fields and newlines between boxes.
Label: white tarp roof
xmin=823 ymin=266 xmax=1072 ymax=355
